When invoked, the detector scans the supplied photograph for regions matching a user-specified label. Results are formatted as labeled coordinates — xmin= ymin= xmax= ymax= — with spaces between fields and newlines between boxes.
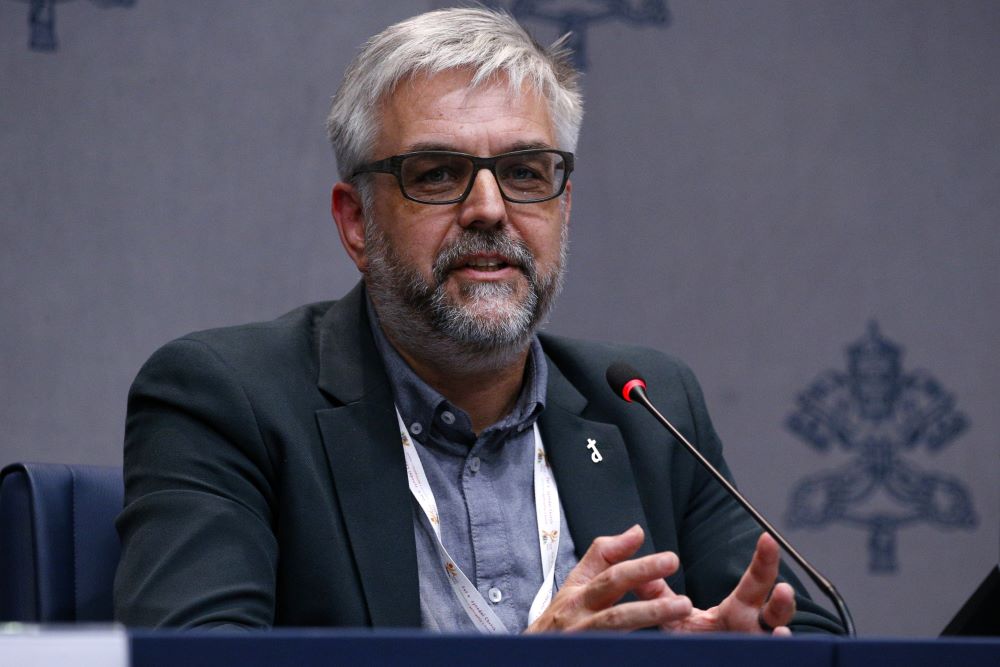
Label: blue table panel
xmin=131 ymin=630 xmax=836 ymax=667
xmin=836 ymin=637 xmax=1000 ymax=667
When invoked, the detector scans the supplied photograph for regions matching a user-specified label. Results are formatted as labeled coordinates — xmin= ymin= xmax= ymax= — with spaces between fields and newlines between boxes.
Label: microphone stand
xmin=628 ymin=382 xmax=856 ymax=636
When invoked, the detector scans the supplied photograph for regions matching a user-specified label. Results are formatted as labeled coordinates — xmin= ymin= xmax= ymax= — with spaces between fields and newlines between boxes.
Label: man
xmin=115 ymin=8 xmax=843 ymax=634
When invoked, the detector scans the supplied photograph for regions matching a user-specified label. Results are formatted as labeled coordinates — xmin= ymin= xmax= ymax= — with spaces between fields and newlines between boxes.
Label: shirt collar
xmin=365 ymin=296 xmax=547 ymax=446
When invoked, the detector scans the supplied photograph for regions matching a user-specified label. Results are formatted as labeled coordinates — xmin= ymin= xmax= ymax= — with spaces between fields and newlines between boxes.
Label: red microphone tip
xmin=607 ymin=361 xmax=647 ymax=402
xmin=621 ymin=378 xmax=647 ymax=402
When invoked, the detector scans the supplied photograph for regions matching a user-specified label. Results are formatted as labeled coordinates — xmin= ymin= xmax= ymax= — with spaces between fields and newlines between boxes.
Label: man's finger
xmin=582 ymin=551 xmax=680 ymax=610
xmin=564 ymin=524 xmax=646 ymax=586
xmin=759 ymin=582 xmax=796 ymax=631
xmin=730 ymin=533 xmax=781 ymax=609
xmin=633 ymin=576 xmax=671 ymax=601
xmin=571 ymin=595 xmax=693 ymax=633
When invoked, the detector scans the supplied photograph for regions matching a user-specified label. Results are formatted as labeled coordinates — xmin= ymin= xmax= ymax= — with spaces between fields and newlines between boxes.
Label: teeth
xmin=466 ymin=258 xmax=504 ymax=268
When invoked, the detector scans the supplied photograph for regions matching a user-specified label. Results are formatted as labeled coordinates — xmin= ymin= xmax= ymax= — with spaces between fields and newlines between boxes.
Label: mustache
xmin=431 ymin=229 xmax=536 ymax=285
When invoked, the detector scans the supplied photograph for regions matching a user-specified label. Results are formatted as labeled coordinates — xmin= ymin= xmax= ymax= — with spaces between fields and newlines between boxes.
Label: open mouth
xmin=450 ymin=254 xmax=519 ymax=274
xmin=460 ymin=256 xmax=511 ymax=272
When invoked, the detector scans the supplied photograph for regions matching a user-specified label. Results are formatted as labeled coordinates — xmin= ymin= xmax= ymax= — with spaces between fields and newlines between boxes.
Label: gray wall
xmin=2 ymin=0 xmax=997 ymax=637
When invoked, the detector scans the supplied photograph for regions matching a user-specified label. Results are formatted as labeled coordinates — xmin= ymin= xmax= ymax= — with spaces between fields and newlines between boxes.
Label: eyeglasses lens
xmin=400 ymin=154 xmax=473 ymax=202
xmin=399 ymin=151 xmax=566 ymax=203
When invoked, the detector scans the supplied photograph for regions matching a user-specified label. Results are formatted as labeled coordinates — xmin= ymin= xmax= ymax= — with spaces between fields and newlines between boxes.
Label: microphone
xmin=606 ymin=361 xmax=856 ymax=636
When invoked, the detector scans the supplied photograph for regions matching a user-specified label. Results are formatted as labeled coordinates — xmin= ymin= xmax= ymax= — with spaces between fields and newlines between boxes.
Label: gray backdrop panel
xmin=1 ymin=0 xmax=997 ymax=637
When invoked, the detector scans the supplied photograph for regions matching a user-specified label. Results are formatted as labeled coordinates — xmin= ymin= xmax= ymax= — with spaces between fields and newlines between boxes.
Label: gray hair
xmin=326 ymin=7 xmax=583 ymax=182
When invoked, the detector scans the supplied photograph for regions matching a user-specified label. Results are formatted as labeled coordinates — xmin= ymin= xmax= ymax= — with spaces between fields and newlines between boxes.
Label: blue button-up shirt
xmin=367 ymin=303 xmax=578 ymax=632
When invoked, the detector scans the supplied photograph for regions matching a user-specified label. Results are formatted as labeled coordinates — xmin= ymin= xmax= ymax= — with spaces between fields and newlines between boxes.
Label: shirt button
xmin=440 ymin=410 xmax=456 ymax=425
xmin=488 ymin=587 xmax=503 ymax=604
xmin=469 ymin=456 xmax=481 ymax=473
xmin=409 ymin=422 xmax=423 ymax=435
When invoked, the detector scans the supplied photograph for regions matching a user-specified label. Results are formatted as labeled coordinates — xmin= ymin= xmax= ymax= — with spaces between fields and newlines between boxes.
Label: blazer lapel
xmin=314 ymin=283 xmax=420 ymax=627
xmin=539 ymin=359 xmax=655 ymax=561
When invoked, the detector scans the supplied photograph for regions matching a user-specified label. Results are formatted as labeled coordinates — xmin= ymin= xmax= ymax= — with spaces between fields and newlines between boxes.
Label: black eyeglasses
xmin=350 ymin=148 xmax=574 ymax=205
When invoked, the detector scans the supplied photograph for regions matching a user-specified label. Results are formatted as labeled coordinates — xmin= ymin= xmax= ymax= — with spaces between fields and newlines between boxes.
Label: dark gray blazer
xmin=114 ymin=282 xmax=842 ymax=632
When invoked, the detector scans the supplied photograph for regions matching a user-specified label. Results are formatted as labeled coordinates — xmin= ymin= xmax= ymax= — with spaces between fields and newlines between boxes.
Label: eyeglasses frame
xmin=349 ymin=148 xmax=575 ymax=205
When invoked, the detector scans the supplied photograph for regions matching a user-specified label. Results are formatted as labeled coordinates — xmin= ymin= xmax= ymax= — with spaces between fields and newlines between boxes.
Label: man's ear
xmin=332 ymin=181 xmax=369 ymax=272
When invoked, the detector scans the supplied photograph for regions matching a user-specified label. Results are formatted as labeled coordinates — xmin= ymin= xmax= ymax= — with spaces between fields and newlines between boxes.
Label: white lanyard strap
xmin=527 ymin=426 xmax=560 ymax=626
xmin=395 ymin=407 xmax=560 ymax=632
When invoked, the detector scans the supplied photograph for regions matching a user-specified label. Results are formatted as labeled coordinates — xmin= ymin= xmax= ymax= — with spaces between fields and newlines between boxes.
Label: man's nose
xmin=458 ymin=168 xmax=507 ymax=228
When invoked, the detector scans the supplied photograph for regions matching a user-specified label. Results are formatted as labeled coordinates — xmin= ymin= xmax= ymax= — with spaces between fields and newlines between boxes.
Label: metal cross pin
xmin=586 ymin=438 xmax=603 ymax=463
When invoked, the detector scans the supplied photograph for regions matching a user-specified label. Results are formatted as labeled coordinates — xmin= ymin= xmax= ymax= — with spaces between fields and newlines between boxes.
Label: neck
xmin=383 ymin=328 xmax=530 ymax=434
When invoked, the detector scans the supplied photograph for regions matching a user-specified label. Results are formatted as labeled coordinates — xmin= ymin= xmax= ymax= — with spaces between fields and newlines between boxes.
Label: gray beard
xmin=364 ymin=220 xmax=566 ymax=373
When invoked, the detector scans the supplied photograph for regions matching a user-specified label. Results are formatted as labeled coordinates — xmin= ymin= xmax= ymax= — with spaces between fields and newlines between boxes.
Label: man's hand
xmin=524 ymin=525 xmax=693 ymax=632
xmin=658 ymin=533 xmax=796 ymax=636
xmin=525 ymin=528 xmax=795 ymax=635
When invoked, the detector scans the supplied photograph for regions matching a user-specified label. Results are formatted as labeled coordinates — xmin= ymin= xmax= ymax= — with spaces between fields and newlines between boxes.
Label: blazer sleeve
xmin=114 ymin=337 xmax=279 ymax=628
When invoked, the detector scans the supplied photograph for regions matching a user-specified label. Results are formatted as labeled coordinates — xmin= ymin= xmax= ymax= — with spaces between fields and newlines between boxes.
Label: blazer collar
xmin=316 ymin=281 xmax=388 ymax=405
xmin=539 ymin=345 xmax=655 ymax=561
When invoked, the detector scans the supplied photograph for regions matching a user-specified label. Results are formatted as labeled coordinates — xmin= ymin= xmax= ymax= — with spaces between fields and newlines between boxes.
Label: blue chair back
xmin=0 ymin=462 xmax=123 ymax=622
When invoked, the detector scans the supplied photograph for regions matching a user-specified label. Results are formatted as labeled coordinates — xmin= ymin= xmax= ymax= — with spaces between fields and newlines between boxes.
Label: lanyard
xmin=395 ymin=407 xmax=561 ymax=633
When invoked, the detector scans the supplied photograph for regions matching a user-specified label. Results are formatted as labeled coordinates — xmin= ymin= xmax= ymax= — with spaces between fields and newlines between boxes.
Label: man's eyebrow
xmin=502 ymin=141 xmax=556 ymax=153
xmin=401 ymin=140 xmax=556 ymax=154
xmin=404 ymin=142 xmax=458 ymax=152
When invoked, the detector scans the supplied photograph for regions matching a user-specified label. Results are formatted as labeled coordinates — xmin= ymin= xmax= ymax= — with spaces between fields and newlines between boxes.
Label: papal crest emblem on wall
xmin=16 ymin=0 xmax=136 ymax=52
xmin=487 ymin=0 xmax=671 ymax=69
xmin=785 ymin=322 xmax=978 ymax=573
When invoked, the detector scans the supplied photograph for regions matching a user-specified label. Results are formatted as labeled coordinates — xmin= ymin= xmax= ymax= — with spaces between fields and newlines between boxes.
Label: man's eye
xmin=418 ymin=167 xmax=455 ymax=183
xmin=502 ymin=163 xmax=548 ymax=183
xmin=509 ymin=166 xmax=541 ymax=180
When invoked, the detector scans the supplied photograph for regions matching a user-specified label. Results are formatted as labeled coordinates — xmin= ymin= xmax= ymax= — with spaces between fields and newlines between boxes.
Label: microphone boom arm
xmin=629 ymin=383 xmax=856 ymax=636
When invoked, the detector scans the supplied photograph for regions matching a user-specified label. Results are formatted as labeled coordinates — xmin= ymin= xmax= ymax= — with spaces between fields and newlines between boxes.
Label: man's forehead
xmin=374 ymin=68 xmax=556 ymax=153
xmin=384 ymin=68 xmax=545 ymax=113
